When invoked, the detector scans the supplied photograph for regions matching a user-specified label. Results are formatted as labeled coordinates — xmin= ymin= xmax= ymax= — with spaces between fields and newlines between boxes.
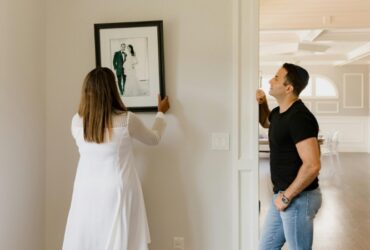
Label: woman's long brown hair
xmin=78 ymin=67 xmax=127 ymax=143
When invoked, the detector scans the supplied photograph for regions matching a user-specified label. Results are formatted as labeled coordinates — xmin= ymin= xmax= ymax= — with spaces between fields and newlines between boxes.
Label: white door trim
xmin=232 ymin=0 xmax=260 ymax=249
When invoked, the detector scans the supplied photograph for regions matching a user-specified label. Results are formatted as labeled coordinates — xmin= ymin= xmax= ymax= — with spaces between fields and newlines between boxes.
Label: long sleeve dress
xmin=62 ymin=111 xmax=166 ymax=250
xmin=123 ymin=55 xmax=141 ymax=97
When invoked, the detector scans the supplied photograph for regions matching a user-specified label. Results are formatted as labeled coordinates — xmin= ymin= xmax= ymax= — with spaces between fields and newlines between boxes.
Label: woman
xmin=123 ymin=44 xmax=141 ymax=97
xmin=63 ymin=67 xmax=170 ymax=250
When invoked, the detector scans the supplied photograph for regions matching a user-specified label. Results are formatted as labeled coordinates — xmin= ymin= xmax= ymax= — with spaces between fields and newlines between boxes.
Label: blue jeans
xmin=259 ymin=188 xmax=322 ymax=250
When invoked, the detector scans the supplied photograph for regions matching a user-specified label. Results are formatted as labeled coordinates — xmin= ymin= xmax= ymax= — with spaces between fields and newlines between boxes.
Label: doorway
xmin=258 ymin=3 xmax=370 ymax=249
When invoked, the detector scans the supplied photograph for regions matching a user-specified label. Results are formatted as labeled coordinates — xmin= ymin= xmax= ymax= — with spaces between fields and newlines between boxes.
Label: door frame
xmin=232 ymin=0 xmax=260 ymax=249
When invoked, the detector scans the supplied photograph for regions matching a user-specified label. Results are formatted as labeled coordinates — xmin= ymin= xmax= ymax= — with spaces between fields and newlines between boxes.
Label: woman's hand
xmin=158 ymin=95 xmax=170 ymax=113
xmin=256 ymin=89 xmax=267 ymax=104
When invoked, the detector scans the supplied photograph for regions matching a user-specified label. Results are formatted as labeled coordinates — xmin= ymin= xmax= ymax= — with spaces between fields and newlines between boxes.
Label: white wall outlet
xmin=211 ymin=132 xmax=230 ymax=150
xmin=173 ymin=237 xmax=184 ymax=250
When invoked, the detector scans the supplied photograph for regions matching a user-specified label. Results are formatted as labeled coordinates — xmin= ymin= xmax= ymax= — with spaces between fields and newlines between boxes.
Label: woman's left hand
xmin=158 ymin=95 xmax=170 ymax=113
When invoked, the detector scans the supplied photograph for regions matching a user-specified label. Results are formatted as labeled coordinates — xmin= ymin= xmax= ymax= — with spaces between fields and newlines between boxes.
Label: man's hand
xmin=274 ymin=192 xmax=289 ymax=212
xmin=158 ymin=95 xmax=170 ymax=113
xmin=256 ymin=89 xmax=270 ymax=128
xmin=256 ymin=89 xmax=267 ymax=104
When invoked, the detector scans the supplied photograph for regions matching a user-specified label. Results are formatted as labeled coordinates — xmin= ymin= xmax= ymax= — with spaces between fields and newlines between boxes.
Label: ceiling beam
xmin=260 ymin=43 xmax=298 ymax=55
xmin=260 ymin=32 xmax=299 ymax=44
xmin=260 ymin=54 xmax=346 ymax=62
xmin=298 ymin=29 xmax=325 ymax=42
xmin=316 ymin=30 xmax=370 ymax=42
xmin=298 ymin=43 xmax=330 ymax=52
xmin=335 ymin=42 xmax=370 ymax=65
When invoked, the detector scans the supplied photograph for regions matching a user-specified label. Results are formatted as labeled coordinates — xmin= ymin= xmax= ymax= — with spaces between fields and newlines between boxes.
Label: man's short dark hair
xmin=282 ymin=63 xmax=309 ymax=96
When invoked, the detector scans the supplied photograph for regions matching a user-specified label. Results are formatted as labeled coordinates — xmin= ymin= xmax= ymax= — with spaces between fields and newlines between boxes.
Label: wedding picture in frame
xmin=94 ymin=20 xmax=165 ymax=112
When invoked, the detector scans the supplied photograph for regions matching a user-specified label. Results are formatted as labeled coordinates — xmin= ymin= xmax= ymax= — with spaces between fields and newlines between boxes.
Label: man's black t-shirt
xmin=268 ymin=99 xmax=319 ymax=193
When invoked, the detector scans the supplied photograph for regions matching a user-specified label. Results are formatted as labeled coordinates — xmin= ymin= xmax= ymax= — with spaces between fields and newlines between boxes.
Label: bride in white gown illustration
xmin=123 ymin=45 xmax=141 ymax=97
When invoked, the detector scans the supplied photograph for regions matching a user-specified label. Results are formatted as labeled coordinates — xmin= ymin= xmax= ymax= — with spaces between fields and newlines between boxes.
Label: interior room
xmin=259 ymin=1 xmax=370 ymax=249
xmin=0 ymin=0 xmax=369 ymax=250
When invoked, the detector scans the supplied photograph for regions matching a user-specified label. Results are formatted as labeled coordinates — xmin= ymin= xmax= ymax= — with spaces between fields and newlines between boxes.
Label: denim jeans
xmin=259 ymin=188 xmax=322 ymax=250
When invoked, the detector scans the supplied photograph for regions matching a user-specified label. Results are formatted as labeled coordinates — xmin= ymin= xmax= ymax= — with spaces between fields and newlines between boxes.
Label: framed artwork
xmin=94 ymin=20 xmax=165 ymax=112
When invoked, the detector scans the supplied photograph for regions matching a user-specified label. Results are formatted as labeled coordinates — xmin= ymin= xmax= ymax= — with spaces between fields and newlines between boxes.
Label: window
xmin=314 ymin=76 xmax=337 ymax=97
xmin=300 ymin=79 xmax=313 ymax=97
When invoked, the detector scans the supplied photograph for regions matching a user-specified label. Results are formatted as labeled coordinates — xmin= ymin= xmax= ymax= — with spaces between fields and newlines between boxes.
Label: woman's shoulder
xmin=71 ymin=113 xmax=83 ymax=127
xmin=112 ymin=111 xmax=129 ymax=127
xmin=72 ymin=112 xmax=80 ymax=119
xmin=127 ymin=111 xmax=145 ymax=122
xmin=71 ymin=112 xmax=131 ymax=128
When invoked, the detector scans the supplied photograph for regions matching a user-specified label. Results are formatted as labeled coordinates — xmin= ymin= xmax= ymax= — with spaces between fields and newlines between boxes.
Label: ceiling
xmin=259 ymin=0 xmax=370 ymax=66
xmin=260 ymin=29 xmax=370 ymax=66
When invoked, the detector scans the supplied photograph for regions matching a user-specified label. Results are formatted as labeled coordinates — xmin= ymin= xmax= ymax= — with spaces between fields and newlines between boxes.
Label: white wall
xmin=45 ymin=0 xmax=233 ymax=250
xmin=0 ymin=0 xmax=45 ymax=249
xmin=317 ymin=116 xmax=369 ymax=152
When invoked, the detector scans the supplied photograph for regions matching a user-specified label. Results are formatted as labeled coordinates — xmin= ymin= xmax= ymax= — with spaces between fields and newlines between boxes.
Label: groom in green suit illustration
xmin=113 ymin=43 xmax=127 ymax=95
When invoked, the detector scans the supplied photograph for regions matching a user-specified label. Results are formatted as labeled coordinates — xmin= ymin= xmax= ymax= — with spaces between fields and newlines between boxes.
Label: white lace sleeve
xmin=71 ymin=113 xmax=83 ymax=139
xmin=127 ymin=111 xmax=166 ymax=145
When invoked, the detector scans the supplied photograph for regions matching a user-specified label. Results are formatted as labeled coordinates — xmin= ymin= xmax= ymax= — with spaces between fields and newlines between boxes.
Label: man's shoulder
xmin=296 ymin=101 xmax=314 ymax=114
xmin=289 ymin=101 xmax=311 ymax=115
xmin=270 ymin=106 xmax=279 ymax=115
xmin=289 ymin=106 xmax=318 ymax=128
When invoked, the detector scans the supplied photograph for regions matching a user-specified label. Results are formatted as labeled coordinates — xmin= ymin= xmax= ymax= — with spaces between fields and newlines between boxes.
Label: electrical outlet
xmin=173 ymin=237 xmax=184 ymax=250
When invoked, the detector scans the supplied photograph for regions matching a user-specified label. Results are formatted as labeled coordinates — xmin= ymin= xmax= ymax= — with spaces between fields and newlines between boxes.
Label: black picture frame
xmin=94 ymin=20 xmax=165 ymax=112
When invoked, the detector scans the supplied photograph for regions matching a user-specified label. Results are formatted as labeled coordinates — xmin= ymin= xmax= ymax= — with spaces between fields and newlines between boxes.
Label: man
xmin=256 ymin=63 xmax=322 ymax=250
xmin=113 ymin=43 xmax=127 ymax=95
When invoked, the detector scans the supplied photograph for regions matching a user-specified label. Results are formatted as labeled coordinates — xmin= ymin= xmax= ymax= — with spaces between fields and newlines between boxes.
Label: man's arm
xmin=275 ymin=137 xmax=321 ymax=211
xmin=113 ymin=52 xmax=117 ymax=70
xmin=259 ymin=102 xmax=270 ymax=128
xmin=256 ymin=89 xmax=270 ymax=128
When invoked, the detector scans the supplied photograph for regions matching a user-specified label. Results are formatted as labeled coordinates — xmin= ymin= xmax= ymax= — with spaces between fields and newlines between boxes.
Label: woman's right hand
xmin=158 ymin=95 xmax=170 ymax=113
xmin=256 ymin=89 xmax=267 ymax=104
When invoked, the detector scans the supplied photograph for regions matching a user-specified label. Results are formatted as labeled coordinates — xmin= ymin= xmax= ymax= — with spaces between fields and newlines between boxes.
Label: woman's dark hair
xmin=78 ymin=67 xmax=127 ymax=143
xmin=282 ymin=63 xmax=309 ymax=96
xmin=128 ymin=44 xmax=135 ymax=56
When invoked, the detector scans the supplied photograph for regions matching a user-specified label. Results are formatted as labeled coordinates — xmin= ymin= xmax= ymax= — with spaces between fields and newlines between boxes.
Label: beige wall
xmin=45 ymin=0 xmax=233 ymax=250
xmin=0 ymin=0 xmax=45 ymax=249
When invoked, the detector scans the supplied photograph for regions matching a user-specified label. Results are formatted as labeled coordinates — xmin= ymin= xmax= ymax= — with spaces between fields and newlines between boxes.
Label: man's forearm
xmin=284 ymin=162 xmax=320 ymax=200
xmin=259 ymin=102 xmax=270 ymax=127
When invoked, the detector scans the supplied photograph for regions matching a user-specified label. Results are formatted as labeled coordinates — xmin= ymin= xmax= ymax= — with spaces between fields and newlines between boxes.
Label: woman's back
xmin=64 ymin=111 xmax=166 ymax=250
xmin=72 ymin=112 xmax=132 ymax=167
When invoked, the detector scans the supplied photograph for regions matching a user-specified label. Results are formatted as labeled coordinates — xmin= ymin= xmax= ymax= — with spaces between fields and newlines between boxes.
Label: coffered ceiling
xmin=260 ymin=0 xmax=370 ymax=66
xmin=260 ymin=29 xmax=370 ymax=65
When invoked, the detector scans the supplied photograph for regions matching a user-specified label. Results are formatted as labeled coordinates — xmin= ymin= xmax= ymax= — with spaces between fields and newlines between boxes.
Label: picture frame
xmin=94 ymin=20 xmax=165 ymax=112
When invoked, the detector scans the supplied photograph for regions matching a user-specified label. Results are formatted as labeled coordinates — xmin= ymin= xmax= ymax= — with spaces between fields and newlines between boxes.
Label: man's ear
xmin=285 ymin=84 xmax=294 ymax=94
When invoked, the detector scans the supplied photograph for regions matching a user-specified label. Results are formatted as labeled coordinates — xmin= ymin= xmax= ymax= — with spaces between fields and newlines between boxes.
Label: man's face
xmin=121 ymin=44 xmax=126 ymax=51
xmin=268 ymin=67 xmax=290 ymax=98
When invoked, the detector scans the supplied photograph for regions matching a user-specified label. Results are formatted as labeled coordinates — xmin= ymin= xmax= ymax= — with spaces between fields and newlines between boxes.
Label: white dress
xmin=63 ymin=111 xmax=166 ymax=250
xmin=123 ymin=54 xmax=141 ymax=97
